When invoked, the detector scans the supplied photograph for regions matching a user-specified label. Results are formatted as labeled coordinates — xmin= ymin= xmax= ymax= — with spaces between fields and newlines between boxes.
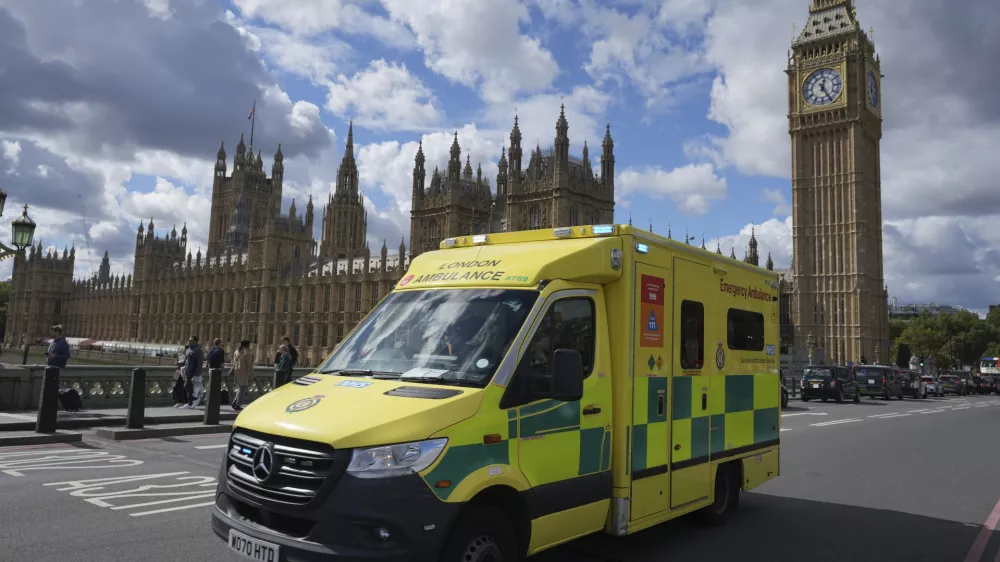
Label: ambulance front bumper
xmin=212 ymin=458 xmax=460 ymax=562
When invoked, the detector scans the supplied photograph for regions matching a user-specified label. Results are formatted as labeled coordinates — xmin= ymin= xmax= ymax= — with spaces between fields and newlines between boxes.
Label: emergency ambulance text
xmin=719 ymin=280 xmax=773 ymax=303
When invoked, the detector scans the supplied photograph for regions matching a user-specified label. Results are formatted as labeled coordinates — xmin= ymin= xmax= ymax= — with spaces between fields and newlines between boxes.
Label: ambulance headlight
xmin=346 ymin=438 xmax=448 ymax=479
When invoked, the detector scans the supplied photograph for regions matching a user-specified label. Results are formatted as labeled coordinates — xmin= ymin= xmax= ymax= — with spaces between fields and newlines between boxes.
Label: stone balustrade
xmin=0 ymin=364 xmax=314 ymax=411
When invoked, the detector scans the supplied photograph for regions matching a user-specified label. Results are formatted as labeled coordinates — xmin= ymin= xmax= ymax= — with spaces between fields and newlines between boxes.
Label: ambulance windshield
xmin=317 ymin=288 xmax=539 ymax=388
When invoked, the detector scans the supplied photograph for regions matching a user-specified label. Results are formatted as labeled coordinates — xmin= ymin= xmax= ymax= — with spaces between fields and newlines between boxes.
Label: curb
xmin=0 ymin=412 xmax=239 ymax=432
xmin=94 ymin=423 xmax=233 ymax=441
xmin=0 ymin=431 xmax=83 ymax=447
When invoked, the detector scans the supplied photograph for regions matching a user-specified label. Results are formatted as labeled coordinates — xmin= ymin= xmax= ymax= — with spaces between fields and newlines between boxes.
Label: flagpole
xmin=249 ymin=98 xmax=257 ymax=147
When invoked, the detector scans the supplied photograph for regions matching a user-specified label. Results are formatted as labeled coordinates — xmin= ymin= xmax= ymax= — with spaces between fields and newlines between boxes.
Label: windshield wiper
xmin=318 ymin=368 xmax=400 ymax=377
xmin=398 ymin=377 xmax=483 ymax=388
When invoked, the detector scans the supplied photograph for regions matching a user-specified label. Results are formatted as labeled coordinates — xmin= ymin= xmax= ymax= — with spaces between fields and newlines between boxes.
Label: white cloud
xmin=2 ymin=140 xmax=21 ymax=174
xmin=617 ymin=163 xmax=727 ymax=215
xmin=578 ymin=0 xmax=711 ymax=111
xmin=121 ymin=177 xmax=211 ymax=254
xmin=143 ymin=0 xmax=173 ymax=20
xmin=380 ymin=0 xmax=559 ymax=104
xmin=762 ymin=187 xmax=790 ymax=216
xmin=326 ymin=60 xmax=443 ymax=132
xmin=232 ymin=0 xmax=414 ymax=48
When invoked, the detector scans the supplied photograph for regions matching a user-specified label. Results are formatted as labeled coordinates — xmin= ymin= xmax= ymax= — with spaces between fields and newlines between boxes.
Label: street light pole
xmin=0 ymin=187 xmax=37 ymax=260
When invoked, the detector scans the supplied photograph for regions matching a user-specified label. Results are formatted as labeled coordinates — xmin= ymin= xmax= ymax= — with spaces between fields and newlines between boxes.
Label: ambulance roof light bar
xmin=592 ymin=225 xmax=615 ymax=235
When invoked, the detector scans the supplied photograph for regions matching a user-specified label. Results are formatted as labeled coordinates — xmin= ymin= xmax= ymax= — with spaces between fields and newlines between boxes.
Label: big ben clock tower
xmin=788 ymin=0 xmax=889 ymax=365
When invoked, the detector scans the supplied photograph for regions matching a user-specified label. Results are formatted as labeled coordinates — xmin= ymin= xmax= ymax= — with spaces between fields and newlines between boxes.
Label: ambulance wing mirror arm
xmin=549 ymin=349 xmax=584 ymax=402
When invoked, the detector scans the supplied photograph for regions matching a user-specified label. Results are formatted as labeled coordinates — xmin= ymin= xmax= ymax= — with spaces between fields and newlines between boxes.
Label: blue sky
xmin=0 ymin=0 xmax=998 ymax=312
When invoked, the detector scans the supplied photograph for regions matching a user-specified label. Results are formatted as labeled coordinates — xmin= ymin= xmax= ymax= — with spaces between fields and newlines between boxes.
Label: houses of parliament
xmin=5 ymin=0 xmax=892 ymax=367
xmin=5 ymin=108 xmax=618 ymax=365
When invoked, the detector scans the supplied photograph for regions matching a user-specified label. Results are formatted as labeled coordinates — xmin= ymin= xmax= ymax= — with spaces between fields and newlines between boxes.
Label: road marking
xmin=868 ymin=413 xmax=900 ymax=418
xmin=877 ymin=413 xmax=910 ymax=419
xmin=0 ymin=450 xmax=143 ymax=476
xmin=921 ymin=410 xmax=946 ymax=414
xmin=955 ymin=406 xmax=970 ymax=410
xmin=44 ymin=471 xmax=219 ymax=517
xmin=811 ymin=419 xmax=862 ymax=427
xmin=907 ymin=409 xmax=931 ymax=413
xmin=964 ymin=495 xmax=1000 ymax=562
xmin=781 ymin=412 xmax=827 ymax=417
xmin=975 ymin=404 xmax=990 ymax=408
xmin=195 ymin=444 xmax=229 ymax=450
xmin=0 ymin=413 xmax=37 ymax=421
xmin=780 ymin=428 xmax=792 ymax=432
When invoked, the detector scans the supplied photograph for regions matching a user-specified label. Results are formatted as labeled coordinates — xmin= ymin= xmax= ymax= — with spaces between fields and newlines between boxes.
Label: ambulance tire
xmin=438 ymin=505 xmax=518 ymax=562
xmin=696 ymin=464 xmax=739 ymax=527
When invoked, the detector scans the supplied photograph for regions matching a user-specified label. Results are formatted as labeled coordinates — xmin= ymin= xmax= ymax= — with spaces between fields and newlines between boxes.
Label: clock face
xmin=866 ymin=70 xmax=879 ymax=109
xmin=802 ymin=68 xmax=843 ymax=106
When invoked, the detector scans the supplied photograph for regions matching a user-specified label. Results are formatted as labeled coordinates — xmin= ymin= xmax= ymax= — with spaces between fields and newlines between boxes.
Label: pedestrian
xmin=172 ymin=345 xmax=189 ymax=408
xmin=274 ymin=345 xmax=293 ymax=388
xmin=273 ymin=336 xmax=299 ymax=369
xmin=45 ymin=325 xmax=70 ymax=368
xmin=208 ymin=338 xmax=225 ymax=370
xmin=180 ymin=336 xmax=205 ymax=409
xmin=230 ymin=340 xmax=253 ymax=411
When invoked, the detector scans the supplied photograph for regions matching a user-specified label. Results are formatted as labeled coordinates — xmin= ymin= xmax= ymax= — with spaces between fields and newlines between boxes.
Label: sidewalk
xmin=0 ymin=405 xmax=239 ymax=432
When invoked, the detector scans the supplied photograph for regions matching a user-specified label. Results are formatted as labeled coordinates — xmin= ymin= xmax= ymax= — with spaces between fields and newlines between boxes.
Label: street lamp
xmin=0 ymin=194 xmax=37 ymax=260
xmin=806 ymin=331 xmax=815 ymax=366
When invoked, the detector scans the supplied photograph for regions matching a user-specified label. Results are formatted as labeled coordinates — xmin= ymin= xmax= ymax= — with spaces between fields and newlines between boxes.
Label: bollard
xmin=204 ymin=368 xmax=223 ymax=425
xmin=35 ymin=366 xmax=61 ymax=433
xmin=125 ymin=368 xmax=147 ymax=430
xmin=22 ymin=345 xmax=30 ymax=365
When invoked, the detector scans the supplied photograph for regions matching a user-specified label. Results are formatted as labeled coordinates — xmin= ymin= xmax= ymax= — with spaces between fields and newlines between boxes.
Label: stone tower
xmin=788 ymin=0 xmax=889 ymax=364
xmin=206 ymin=137 xmax=284 ymax=257
xmin=320 ymin=122 xmax=368 ymax=260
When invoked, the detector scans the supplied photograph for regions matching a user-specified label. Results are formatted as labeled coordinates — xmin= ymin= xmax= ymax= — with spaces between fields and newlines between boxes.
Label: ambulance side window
xmin=727 ymin=308 xmax=765 ymax=351
xmin=680 ymin=300 xmax=704 ymax=369
xmin=521 ymin=298 xmax=596 ymax=379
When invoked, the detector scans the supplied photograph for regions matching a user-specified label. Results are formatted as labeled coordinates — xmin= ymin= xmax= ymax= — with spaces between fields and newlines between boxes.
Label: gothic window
xmin=294 ymin=246 xmax=301 ymax=260
xmin=339 ymin=286 xmax=346 ymax=312
xmin=529 ymin=205 xmax=542 ymax=229
xmin=324 ymin=286 xmax=331 ymax=312
xmin=283 ymin=289 xmax=289 ymax=313
xmin=591 ymin=210 xmax=600 ymax=225
xmin=269 ymin=292 xmax=276 ymax=313
xmin=296 ymin=287 xmax=303 ymax=313
xmin=309 ymin=287 xmax=316 ymax=313
xmin=570 ymin=206 xmax=579 ymax=226
xmin=337 ymin=322 xmax=344 ymax=342
xmin=354 ymin=285 xmax=362 ymax=312
xmin=322 ymin=325 xmax=329 ymax=347
xmin=370 ymin=287 xmax=379 ymax=310
xmin=307 ymin=325 xmax=314 ymax=347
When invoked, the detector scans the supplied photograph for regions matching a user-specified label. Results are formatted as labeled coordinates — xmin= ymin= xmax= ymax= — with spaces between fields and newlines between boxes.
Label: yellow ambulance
xmin=213 ymin=224 xmax=782 ymax=562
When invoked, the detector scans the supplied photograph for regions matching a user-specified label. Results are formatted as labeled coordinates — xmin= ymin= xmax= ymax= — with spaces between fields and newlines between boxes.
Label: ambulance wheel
xmin=697 ymin=464 xmax=739 ymax=526
xmin=438 ymin=505 xmax=518 ymax=562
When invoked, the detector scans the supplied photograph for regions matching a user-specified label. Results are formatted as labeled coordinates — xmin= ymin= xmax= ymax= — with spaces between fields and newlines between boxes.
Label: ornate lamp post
xmin=0 ymin=186 xmax=37 ymax=260
xmin=806 ymin=331 xmax=815 ymax=366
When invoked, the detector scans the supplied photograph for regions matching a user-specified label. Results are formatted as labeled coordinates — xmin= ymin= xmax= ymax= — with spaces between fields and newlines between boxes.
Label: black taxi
xmin=800 ymin=365 xmax=860 ymax=403
xmin=854 ymin=364 xmax=904 ymax=400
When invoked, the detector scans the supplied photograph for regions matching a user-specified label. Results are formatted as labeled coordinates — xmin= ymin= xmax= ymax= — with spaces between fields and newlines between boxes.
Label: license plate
xmin=812 ymin=384 xmax=819 ymax=388
xmin=229 ymin=530 xmax=280 ymax=562
xmin=868 ymin=379 xmax=875 ymax=384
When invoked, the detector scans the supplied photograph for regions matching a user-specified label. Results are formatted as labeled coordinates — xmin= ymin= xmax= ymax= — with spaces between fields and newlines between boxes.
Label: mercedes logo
xmin=252 ymin=443 xmax=275 ymax=483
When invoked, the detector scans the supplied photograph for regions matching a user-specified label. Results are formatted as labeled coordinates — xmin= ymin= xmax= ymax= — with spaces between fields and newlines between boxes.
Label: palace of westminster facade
xmin=6 ymin=0 xmax=891 ymax=367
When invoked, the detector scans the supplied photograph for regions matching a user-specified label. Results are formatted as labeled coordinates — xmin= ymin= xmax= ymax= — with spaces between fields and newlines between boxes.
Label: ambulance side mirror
xmin=550 ymin=348 xmax=584 ymax=402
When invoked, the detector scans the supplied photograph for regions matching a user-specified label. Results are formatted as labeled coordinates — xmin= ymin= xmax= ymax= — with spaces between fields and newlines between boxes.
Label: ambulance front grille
xmin=226 ymin=431 xmax=340 ymax=507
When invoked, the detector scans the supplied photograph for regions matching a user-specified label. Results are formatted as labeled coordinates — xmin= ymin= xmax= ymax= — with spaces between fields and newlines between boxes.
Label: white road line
xmin=868 ymin=413 xmax=899 ymax=418
xmin=908 ymin=409 xmax=931 ymax=413
xmin=111 ymin=493 xmax=216 ymax=510
xmin=0 ymin=413 xmax=36 ymax=421
xmin=921 ymin=410 xmax=946 ymax=414
xmin=954 ymin=406 xmax=970 ymax=411
xmin=780 ymin=412 xmax=827 ymax=417
xmin=975 ymin=404 xmax=990 ymax=408
xmin=878 ymin=413 xmax=910 ymax=419
xmin=195 ymin=444 xmax=229 ymax=450
xmin=780 ymin=428 xmax=792 ymax=432
xmin=130 ymin=500 xmax=216 ymax=517
xmin=811 ymin=419 xmax=863 ymax=427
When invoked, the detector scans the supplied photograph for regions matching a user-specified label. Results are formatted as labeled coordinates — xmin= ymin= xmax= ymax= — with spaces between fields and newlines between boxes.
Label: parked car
xmin=937 ymin=374 xmax=965 ymax=395
xmin=801 ymin=365 xmax=860 ymax=403
xmin=985 ymin=376 xmax=1000 ymax=395
xmin=854 ymin=365 xmax=904 ymax=400
xmin=971 ymin=376 xmax=991 ymax=395
xmin=921 ymin=375 xmax=941 ymax=397
xmin=900 ymin=369 xmax=926 ymax=398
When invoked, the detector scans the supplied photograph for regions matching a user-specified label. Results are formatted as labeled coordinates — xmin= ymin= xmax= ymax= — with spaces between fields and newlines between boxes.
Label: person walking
xmin=45 ymin=325 xmax=70 ymax=368
xmin=274 ymin=345 xmax=293 ymax=388
xmin=180 ymin=336 xmax=205 ymax=409
xmin=172 ymin=345 xmax=189 ymax=408
xmin=230 ymin=340 xmax=253 ymax=411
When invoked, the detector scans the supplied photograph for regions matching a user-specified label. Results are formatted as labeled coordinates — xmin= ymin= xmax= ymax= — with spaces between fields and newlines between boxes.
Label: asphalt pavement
xmin=1 ymin=393 xmax=998 ymax=562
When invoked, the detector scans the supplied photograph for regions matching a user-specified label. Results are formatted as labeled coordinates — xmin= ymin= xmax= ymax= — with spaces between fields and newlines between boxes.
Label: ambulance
xmin=213 ymin=224 xmax=782 ymax=562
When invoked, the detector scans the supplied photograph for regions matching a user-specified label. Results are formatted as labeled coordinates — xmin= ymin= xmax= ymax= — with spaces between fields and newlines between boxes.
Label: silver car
xmin=921 ymin=375 xmax=941 ymax=397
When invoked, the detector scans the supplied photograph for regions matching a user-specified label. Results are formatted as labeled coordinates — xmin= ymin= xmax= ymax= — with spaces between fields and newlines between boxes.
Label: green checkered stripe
xmin=630 ymin=374 xmax=779 ymax=475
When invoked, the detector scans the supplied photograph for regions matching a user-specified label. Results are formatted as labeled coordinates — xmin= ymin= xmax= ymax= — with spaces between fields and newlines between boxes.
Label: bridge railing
xmin=0 ymin=364 xmax=315 ymax=411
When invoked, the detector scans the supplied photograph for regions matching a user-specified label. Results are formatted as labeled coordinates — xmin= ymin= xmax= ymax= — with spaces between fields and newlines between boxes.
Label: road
xmin=1 ymin=393 xmax=998 ymax=561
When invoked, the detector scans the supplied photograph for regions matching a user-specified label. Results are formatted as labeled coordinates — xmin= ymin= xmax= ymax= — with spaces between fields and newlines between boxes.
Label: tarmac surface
xmin=1 ymin=393 xmax=998 ymax=561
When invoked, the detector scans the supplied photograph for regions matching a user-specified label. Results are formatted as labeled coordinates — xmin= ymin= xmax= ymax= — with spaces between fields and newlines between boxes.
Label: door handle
xmin=583 ymin=405 xmax=602 ymax=416
xmin=701 ymin=393 xmax=707 ymax=411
